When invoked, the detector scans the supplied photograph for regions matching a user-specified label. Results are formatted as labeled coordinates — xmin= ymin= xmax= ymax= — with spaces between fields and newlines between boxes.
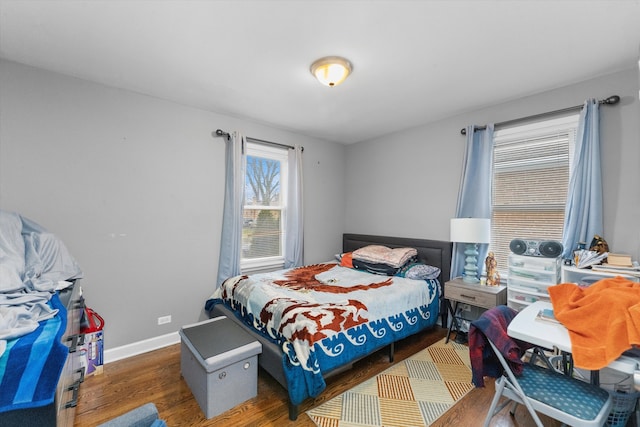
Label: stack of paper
xmin=574 ymin=249 xmax=608 ymax=268
xmin=536 ymin=308 xmax=560 ymax=324
xmin=591 ymin=263 xmax=640 ymax=277
xmin=606 ymin=253 xmax=633 ymax=267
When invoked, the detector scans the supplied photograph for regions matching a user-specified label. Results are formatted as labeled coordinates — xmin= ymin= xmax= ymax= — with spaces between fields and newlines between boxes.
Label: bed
xmin=205 ymin=233 xmax=452 ymax=420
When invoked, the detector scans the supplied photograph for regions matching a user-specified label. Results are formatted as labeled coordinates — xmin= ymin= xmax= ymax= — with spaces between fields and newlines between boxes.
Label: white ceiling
xmin=1 ymin=1 xmax=639 ymax=144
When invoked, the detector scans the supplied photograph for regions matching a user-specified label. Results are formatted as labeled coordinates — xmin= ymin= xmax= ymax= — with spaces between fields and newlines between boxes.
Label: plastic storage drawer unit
xmin=507 ymin=254 xmax=561 ymax=310
xmin=179 ymin=316 xmax=262 ymax=419
xmin=508 ymin=254 xmax=561 ymax=284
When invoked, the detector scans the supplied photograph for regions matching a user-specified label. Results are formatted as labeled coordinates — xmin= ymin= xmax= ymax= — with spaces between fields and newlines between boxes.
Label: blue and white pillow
xmin=397 ymin=262 xmax=441 ymax=280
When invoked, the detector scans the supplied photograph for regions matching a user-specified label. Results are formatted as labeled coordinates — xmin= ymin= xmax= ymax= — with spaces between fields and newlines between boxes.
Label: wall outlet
xmin=460 ymin=304 xmax=471 ymax=312
xmin=157 ymin=315 xmax=171 ymax=325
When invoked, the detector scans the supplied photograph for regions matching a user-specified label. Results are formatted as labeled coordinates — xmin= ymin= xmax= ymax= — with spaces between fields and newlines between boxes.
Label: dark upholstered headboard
xmin=343 ymin=233 xmax=453 ymax=326
xmin=342 ymin=233 xmax=452 ymax=282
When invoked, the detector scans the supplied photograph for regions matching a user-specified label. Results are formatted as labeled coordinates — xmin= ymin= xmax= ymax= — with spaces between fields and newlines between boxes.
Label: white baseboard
xmin=104 ymin=314 xmax=445 ymax=365
xmin=104 ymin=331 xmax=180 ymax=364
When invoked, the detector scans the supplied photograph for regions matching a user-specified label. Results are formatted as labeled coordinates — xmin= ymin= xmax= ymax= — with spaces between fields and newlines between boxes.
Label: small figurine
xmin=589 ymin=235 xmax=609 ymax=254
xmin=485 ymin=251 xmax=501 ymax=287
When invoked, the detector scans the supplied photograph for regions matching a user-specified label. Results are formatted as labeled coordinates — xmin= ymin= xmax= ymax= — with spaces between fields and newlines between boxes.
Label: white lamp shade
xmin=450 ymin=218 xmax=491 ymax=244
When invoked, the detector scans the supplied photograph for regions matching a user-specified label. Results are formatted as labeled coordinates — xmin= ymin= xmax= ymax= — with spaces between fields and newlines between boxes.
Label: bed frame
xmin=209 ymin=233 xmax=453 ymax=420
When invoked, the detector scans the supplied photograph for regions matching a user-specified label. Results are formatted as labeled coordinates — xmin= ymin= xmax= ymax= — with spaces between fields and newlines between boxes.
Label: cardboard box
xmin=80 ymin=330 xmax=103 ymax=376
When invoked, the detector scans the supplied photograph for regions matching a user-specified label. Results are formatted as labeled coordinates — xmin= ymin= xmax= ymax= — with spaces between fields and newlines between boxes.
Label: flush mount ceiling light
xmin=310 ymin=56 xmax=353 ymax=87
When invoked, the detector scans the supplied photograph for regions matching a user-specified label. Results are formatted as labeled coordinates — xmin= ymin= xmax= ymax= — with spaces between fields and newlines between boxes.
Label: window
xmin=491 ymin=115 xmax=579 ymax=272
xmin=241 ymin=141 xmax=288 ymax=272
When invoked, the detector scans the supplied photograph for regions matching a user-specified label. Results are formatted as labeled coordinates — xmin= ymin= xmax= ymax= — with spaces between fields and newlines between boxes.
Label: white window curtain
xmin=216 ymin=132 xmax=304 ymax=285
xmin=216 ymin=131 xmax=246 ymax=287
xmin=561 ymin=99 xmax=603 ymax=257
xmin=284 ymin=146 xmax=304 ymax=268
xmin=451 ymin=124 xmax=495 ymax=279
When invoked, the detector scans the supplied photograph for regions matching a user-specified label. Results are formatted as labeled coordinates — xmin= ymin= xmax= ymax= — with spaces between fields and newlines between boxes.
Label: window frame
xmin=240 ymin=141 xmax=289 ymax=272
xmin=491 ymin=114 xmax=579 ymax=275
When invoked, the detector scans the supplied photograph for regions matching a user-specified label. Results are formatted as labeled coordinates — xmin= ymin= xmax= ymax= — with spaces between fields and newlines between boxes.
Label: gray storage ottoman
xmin=179 ymin=316 xmax=262 ymax=419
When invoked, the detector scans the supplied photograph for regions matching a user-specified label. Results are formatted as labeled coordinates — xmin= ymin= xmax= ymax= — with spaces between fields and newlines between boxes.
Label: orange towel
xmin=548 ymin=276 xmax=640 ymax=370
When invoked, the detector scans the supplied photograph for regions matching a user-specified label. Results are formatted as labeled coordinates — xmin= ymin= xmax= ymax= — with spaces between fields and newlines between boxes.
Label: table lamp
xmin=450 ymin=218 xmax=491 ymax=283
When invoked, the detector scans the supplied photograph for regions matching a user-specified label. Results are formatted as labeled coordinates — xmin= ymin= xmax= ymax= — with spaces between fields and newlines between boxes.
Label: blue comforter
xmin=0 ymin=294 xmax=69 ymax=412
xmin=205 ymin=263 xmax=440 ymax=406
xmin=0 ymin=210 xmax=83 ymax=413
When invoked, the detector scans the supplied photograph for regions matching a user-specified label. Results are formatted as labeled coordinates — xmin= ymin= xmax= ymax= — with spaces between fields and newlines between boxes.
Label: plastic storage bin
xmin=507 ymin=286 xmax=551 ymax=305
xmin=508 ymin=254 xmax=561 ymax=283
xmin=607 ymin=390 xmax=639 ymax=427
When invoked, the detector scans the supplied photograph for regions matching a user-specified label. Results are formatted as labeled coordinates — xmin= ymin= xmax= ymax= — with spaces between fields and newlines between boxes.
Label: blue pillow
xmin=397 ymin=262 xmax=441 ymax=280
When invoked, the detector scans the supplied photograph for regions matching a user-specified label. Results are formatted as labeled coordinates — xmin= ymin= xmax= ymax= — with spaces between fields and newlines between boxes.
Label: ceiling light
xmin=310 ymin=56 xmax=353 ymax=87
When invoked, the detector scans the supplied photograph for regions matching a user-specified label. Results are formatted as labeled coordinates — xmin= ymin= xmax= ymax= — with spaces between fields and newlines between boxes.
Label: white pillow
xmin=352 ymin=245 xmax=417 ymax=268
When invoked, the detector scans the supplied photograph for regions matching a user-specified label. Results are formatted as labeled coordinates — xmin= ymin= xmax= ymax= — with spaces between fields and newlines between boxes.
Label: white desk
xmin=508 ymin=301 xmax=571 ymax=352
xmin=508 ymin=301 xmax=576 ymax=378
xmin=507 ymin=300 xmax=637 ymax=381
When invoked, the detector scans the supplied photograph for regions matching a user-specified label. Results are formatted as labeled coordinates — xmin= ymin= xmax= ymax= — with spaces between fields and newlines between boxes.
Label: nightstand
xmin=444 ymin=277 xmax=507 ymax=343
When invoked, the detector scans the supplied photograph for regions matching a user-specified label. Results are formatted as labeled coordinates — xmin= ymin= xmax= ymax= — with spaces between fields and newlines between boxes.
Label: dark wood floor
xmin=74 ymin=327 xmax=563 ymax=426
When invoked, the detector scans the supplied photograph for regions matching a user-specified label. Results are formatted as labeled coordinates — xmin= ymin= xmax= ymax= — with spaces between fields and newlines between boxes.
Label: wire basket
xmin=607 ymin=390 xmax=639 ymax=427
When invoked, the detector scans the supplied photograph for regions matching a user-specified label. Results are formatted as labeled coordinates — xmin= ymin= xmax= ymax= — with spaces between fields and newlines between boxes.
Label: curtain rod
xmin=460 ymin=95 xmax=620 ymax=135
xmin=213 ymin=129 xmax=301 ymax=151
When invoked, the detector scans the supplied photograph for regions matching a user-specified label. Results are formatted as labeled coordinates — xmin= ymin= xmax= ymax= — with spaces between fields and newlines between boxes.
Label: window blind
xmin=491 ymin=115 xmax=578 ymax=272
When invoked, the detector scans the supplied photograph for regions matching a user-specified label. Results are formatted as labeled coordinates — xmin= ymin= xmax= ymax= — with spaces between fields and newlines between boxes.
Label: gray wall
xmin=0 ymin=59 xmax=346 ymax=349
xmin=2 ymin=58 xmax=638 ymax=351
xmin=346 ymin=67 xmax=640 ymax=263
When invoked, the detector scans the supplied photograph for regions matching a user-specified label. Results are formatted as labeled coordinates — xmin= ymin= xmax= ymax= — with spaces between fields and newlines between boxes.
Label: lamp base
xmin=463 ymin=275 xmax=480 ymax=284
xmin=462 ymin=242 xmax=480 ymax=283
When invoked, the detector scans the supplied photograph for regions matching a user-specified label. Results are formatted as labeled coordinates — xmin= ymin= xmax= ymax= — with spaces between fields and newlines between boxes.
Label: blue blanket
xmin=0 ymin=294 xmax=68 ymax=413
xmin=206 ymin=264 xmax=440 ymax=406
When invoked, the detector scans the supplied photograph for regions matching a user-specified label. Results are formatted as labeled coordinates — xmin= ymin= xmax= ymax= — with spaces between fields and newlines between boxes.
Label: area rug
xmin=306 ymin=337 xmax=473 ymax=427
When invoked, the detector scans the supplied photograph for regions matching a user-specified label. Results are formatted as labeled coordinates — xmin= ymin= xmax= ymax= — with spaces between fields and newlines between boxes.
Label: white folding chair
xmin=483 ymin=338 xmax=612 ymax=427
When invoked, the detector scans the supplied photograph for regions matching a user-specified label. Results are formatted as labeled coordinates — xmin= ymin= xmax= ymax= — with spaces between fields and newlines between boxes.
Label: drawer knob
xmin=460 ymin=294 xmax=476 ymax=301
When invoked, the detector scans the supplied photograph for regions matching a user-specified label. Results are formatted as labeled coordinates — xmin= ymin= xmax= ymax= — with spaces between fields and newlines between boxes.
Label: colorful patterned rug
xmin=306 ymin=337 xmax=473 ymax=427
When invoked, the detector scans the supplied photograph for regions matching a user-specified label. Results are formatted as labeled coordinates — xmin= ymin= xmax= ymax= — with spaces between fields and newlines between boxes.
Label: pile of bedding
xmin=0 ymin=210 xmax=83 ymax=413
xmin=339 ymin=244 xmax=441 ymax=283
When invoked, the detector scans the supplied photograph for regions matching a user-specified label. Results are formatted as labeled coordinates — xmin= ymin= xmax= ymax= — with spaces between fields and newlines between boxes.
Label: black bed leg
xmin=388 ymin=342 xmax=395 ymax=363
xmin=440 ymin=298 xmax=448 ymax=329
xmin=288 ymin=401 xmax=299 ymax=421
